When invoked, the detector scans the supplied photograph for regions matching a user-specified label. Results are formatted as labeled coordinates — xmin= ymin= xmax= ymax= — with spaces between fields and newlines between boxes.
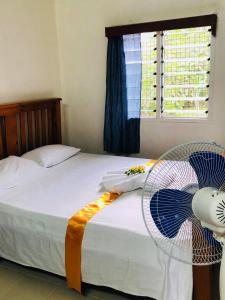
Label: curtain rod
xmin=105 ymin=14 xmax=217 ymax=38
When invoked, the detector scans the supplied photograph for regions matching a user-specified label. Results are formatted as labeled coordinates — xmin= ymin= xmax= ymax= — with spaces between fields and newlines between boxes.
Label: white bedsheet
xmin=0 ymin=153 xmax=192 ymax=300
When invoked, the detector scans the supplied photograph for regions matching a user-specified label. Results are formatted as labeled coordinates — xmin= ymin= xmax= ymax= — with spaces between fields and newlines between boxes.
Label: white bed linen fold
xmin=101 ymin=166 xmax=151 ymax=193
xmin=0 ymin=153 xmax=192 ymax=300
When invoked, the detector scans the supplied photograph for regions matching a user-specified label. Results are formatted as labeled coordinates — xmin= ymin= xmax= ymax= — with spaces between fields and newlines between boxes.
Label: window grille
xmin=123 ymin=34 xmax=142 ymax=119
xmin=141 ymin=32 xmax=157 ymax=118
xmin=161 ymin=26 xmax=211 ymax=119
xmin=114 ymin=12 xmax=217 ymax=121
xmin=124 ymin=26 xmax=212 ymax=120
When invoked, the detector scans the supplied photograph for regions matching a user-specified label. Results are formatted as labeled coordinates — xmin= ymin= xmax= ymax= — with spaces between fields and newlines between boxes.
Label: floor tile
xmin=2 ymin=275 xmax=54 ymax=300
xmin=0 ymin=260 xmax=153 ymax=300
xmin=0 ymin=265 xmax=24 ymax=298
xmin=1 ymin=260 xmax=66 ymax=287
xmin=48 ymin=286 xmax=85 ymax=300
xmin=85 ymin=285 xmax=130 ymax=300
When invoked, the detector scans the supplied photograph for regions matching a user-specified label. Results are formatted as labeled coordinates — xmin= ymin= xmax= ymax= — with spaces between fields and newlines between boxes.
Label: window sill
xmin=140 ymin=117 xmax=211 ymax=124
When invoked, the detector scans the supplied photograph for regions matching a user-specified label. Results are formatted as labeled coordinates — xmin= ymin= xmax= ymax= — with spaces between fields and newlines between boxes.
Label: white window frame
xmin=140 ymin=29 xmax=215 ymax=123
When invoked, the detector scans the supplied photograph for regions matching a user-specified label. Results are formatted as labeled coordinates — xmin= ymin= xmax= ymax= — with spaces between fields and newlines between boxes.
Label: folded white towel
xmin=101 ymin=166 xmax=151 ymax=193
xmin=101 ymin=160 xmax=187 ymax=194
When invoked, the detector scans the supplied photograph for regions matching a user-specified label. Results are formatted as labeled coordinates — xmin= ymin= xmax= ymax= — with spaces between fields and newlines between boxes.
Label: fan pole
xmin=220 ymin=244 xmax=225 ymax=300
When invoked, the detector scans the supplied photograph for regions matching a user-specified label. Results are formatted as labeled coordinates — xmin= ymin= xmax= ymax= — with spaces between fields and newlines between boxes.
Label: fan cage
xmin=142 ymin=141 xmax=224 ymax=265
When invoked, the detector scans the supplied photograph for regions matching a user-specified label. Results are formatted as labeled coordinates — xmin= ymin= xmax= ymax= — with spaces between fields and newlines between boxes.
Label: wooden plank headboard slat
xmin=5 ymin=115 xmax=18 ymax=156
xmin=47 ymin=108 xmax=53 ymax=144
xmin=20 ymin=112 xmax=27 ymax=155
xmin=0 ymin=98 xmax=62 ymax=158
xmin=35 ymin=110 xmax=41 ymax=148
xmin=41 ymin=109 xmax=47 ymax=146
xmin=27 ymin=111 xmax=34 ymax=151
xmin=0 ymin=119 xmax=4 ymax=159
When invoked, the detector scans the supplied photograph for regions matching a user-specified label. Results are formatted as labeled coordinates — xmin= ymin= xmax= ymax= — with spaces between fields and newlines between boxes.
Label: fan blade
xmin=150 ymin=189 xmax=193 ymax=238
xmin=189 ymin=151 xmax=225 ymax=189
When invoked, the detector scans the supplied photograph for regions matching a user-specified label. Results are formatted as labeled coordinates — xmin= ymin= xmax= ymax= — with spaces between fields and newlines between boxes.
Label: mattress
xmin=0 ymin=153 xmax=192 ymax=300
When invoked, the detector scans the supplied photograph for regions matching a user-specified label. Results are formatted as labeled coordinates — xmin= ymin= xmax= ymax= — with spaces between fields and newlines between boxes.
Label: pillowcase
xmin=22 ymin=144 xmax=80 ymax=167
xmin=0 ymin=156 xmax=46 ymax=190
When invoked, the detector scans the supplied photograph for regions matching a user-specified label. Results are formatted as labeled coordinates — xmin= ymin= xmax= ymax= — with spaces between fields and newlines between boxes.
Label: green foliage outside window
xmin=140 ymin=27 xmax=211 ymax=119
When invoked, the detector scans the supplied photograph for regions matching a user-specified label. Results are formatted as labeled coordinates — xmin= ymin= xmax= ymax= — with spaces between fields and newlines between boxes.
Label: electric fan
xmin=142 ymin=142 xmax=225 ymax=300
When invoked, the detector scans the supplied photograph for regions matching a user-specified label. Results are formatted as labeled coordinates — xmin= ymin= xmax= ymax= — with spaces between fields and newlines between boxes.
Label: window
xmin=124 ymin=27 xmax=212 ymax=119
xmin=162 ymin=27 xmax=211 ymax=119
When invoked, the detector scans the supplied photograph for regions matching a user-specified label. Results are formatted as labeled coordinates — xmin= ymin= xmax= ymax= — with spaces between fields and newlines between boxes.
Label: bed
xmin=0 ymin=98 xmax=212 ymax=300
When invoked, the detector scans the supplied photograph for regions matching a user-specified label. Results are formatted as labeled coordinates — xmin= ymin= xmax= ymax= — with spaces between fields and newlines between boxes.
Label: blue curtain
xmin=104 ymin=35 xmax=141 ymax=154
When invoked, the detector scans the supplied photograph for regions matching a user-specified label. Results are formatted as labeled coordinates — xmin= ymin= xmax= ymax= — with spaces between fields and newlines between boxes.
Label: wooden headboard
xmin=0 ymin=98 xmax=62 ymax=158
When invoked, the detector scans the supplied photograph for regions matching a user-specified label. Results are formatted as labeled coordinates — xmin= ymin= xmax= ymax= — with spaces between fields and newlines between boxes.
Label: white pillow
xmin=22 ymin=144 xmax=80 ymax=167
xmin=0 ymin=156 xmax=46 ymax=189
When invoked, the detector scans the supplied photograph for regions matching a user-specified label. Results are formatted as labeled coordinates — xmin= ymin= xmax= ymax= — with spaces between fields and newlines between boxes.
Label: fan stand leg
xmin=220 ymin=245 xmax=225 ymax=300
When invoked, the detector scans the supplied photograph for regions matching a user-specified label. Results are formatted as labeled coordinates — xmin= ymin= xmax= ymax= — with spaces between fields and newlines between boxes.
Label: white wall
xmin=55 ymin=0 xmax=225 ymax=158
xmin=0 ymin=0 xmax=61 ymax=102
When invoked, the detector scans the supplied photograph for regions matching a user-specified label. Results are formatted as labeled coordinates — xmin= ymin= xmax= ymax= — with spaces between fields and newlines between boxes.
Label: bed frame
xmin=0 ymin=98 xmax=213 ymax=300
xmin=0 ymin=98 xmax=61 ymax=158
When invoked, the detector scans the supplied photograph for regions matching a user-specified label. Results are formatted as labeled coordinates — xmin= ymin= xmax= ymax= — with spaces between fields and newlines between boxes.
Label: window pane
xmin=123 ymin=34 xmax=142 ymax=119
xmin=162 ymin=26 xmax=211 ymax=119
xmin=163 ymin=100 xmax=208 ymax=118
xmin=141 ymin=32 xmax=157 ymax=118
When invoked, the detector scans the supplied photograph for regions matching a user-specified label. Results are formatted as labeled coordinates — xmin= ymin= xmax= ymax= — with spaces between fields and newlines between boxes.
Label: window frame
xmin=140 ymin=29 xmax=215 ymax=122
xmin=106 ymin=15 xmax=217 ymax=122
xmin=105 ymin=15 xmax=217 ymax=38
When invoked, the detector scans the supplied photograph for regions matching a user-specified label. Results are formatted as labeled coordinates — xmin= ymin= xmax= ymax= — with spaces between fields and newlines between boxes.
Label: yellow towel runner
xmin=65 ymin=159 xmax=157 ymax=292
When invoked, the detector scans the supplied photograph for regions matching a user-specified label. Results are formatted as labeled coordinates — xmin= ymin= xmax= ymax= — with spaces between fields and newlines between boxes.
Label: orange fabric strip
xmin=65 ymin=192 xmax=121 ymax=292
xmin=65 ymin=159 xmax=157 ymax=292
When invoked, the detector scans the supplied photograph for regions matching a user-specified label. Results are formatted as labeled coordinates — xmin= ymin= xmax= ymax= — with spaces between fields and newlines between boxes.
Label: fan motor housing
xmin=192 ymin=187 xmax=225 ymax=234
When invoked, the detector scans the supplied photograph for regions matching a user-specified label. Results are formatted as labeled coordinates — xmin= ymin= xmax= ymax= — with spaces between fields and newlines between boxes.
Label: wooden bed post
xmin=53 ymin=98 xmax=62 ymax=144
xmin=192 ymin=217 xmax=213 ymax=300
xmin=193 ymin=265 xmax=212 ymax=300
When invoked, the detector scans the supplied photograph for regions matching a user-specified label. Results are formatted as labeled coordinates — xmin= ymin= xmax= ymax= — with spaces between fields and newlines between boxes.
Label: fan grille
xmin=142 ymin=142 xmax=224 ymax=265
